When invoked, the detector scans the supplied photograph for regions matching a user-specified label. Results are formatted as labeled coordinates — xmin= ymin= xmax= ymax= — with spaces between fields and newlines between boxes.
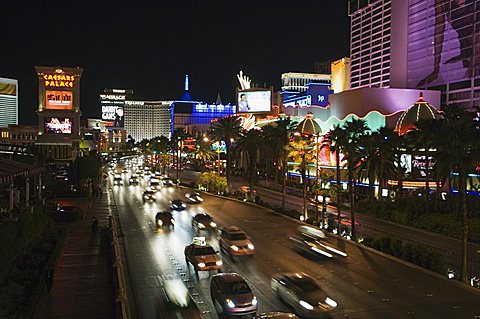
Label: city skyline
xmin=0 ymin=0 xmax=350 ymax=125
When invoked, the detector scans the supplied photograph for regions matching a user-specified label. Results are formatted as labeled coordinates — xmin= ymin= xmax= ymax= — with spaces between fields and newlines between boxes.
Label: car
xmin=218 ymin=225 xmax=255 ymax=257
xmin=163 ymin=178 xmax=174 ymax=187
xmin=271 ymin=273 xmax=338 ymax=318
xmin=184 ymin=243 xmax=222 ymax=276
xmin=154 ymin=171 xmax=163 ymax=177
xmin=298 ymin=225 xmax=326 ymax=240
xmin=289 ymin=235 xmax=333 ymax=259
xmin=150 ymin=178 xmax=161 ymax=190
xmin=210 ymin=273 xmax=257 ymax=317
xmin=185 ymin=192 xmax=203 ymax=203
xmin=155 ymin=211 xmax=175 ymax=229
xmin=129 ymin=176 xmax=139 ymax=185
xmin=171 ymin=199 xmax=186 ymax=211
xmin=143 ymin=189 xmax=156 ymax=202
xmin=255 ymin=312 xmax=299 ymax=319
xmin=113 ymin=175 xmax=123 ymax=185
xmin=159 ymin=275 xmax=205 ymax=318
xmin=192 ymin=213 xmax=217 ymax=231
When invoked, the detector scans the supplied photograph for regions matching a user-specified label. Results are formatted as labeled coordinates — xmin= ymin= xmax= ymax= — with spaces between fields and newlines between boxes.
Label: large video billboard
xmin=44 ymin=117 xmax=72 ymax=134
xmin=408 ymin=0 xmax=479 ymax=88
xmin=237 ymin=89 xmax=272 ymax=113
xmin=101 ymin=105 xmax=124 ymax=128
xmin=46 ymin=90 xmax=73 ymax=110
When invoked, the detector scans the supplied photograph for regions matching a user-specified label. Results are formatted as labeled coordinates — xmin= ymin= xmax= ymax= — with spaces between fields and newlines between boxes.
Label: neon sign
xmin=43 ymin=74 xmax=75 ymax=88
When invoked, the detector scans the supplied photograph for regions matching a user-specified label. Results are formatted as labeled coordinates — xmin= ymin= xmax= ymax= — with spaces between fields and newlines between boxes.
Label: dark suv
xmin=210 ymin=273 xmax=257 ymax=317
xmin=155 ymin=212 xmax=174 ymax=229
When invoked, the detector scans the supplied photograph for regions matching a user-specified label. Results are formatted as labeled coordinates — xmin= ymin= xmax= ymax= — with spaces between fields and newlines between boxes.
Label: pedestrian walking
xmin=91 ymin=217 xmax=98 ymax=234
xmin=46 ymin=265 xmax=54 ymax=292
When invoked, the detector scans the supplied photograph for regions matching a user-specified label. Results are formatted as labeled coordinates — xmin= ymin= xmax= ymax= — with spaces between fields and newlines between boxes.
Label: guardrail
xmin=108 ymin=186 xmax=132 ymax=319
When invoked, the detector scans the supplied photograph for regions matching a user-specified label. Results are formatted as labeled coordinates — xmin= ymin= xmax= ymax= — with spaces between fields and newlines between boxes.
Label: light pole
xmin=315 ymin=133 xmax=320 ymax=226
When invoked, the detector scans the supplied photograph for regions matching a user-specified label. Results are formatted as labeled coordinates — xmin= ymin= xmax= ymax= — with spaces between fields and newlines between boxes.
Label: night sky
xmin=0 ymin=0 xmax=350 ymax=125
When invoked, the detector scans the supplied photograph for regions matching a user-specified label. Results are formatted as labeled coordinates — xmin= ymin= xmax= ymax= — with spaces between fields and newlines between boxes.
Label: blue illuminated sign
xmin=283 ymin=84 xmax=332 ymax=108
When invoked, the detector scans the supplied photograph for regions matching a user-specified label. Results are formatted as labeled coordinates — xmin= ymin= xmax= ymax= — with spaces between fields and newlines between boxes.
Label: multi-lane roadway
xmin=111 ymin=171 xmax=480 ymax=319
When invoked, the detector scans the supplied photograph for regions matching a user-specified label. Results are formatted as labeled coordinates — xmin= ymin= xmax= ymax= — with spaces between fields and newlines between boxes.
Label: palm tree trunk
xmin=282 ymin=154 xmax=287 ymax=210
xmin=336 ymin=150 xmax=341 ymax=233
xmin=226 ymin=143 xmax=232 ymax=194
xmin=459 ymin=166 xmax=469 ymax=283
xmin=349 ymin=167 xmax=357 ymax=241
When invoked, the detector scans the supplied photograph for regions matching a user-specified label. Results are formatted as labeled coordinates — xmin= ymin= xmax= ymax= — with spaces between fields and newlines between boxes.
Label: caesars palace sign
xmin=43 ymin=74 xmax=76 ymax=88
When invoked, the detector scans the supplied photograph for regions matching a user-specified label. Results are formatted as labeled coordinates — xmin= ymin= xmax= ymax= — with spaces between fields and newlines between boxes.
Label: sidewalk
xmin=34 ymin=191 xmax=116 ymax=319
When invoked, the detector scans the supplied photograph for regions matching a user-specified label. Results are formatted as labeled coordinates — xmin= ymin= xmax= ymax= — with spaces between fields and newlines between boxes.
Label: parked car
xmin=210 ymin=273 xmax=257 ymax=317
xmin=184 ymin=243 xmax=222 ymax=276
xmin=155 ymin=211 xmax=175 ymax=229
xmin=271 ymin=273 xmax=337 ymax=318
xmin=218 ymin=225 xmax=255 ymax=257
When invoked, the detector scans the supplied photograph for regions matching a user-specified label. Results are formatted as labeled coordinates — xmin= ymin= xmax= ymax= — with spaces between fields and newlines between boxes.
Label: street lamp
xmin=315 ymin=133 xmax=321 ymax=226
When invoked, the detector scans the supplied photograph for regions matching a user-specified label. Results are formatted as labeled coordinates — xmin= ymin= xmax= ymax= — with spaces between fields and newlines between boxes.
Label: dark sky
xmin=0 ymin=0 xmax=350 ymax=125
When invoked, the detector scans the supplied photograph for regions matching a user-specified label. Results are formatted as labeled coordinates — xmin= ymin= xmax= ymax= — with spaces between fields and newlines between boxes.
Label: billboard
xmin=237 ymin=89 xmax=272 ymax=113
xmin=101 ymin=105 xmax=124 ymax=128
xmin=46 ymin=90 xmax=73 ymax=110
xmin=44 ymin=117 xmax=72 ymax=134
xmin=408 ymin=0 xmax=480 ymax=88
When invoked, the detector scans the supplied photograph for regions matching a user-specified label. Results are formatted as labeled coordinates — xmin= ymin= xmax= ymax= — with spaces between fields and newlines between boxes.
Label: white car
xmin=271 ymin=273 xmax=337 ymax=318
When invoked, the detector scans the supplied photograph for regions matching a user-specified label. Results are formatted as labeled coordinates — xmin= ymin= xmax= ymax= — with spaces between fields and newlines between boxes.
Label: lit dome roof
xmin=395 ymin=93 xmax=439 ymax=135
xmin=294 ymin=112 xmax=321 ymax=136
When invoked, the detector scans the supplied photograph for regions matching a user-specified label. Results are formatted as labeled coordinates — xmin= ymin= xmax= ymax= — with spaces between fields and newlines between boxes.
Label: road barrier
xmin=108 ymin=186 xmax=132 ymax=319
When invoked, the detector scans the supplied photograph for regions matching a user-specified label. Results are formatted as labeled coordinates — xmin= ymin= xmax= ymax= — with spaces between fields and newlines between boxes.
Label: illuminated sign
xmin=283 ymin=84 xmax=332 ymax=108
xmin=101 ymin=105 xmax=124 ymax=127
xmin=237 ymin=89 xmax=272 ymax=113
xmin=43 ymin=74 xmax=75 ymax=88
xmin=125 ymin=101 xmax=144 ymax=106
xmin=44 ymin=117 xmax=72 ymax=134
xmin=99 ymin=94 xmax=126 ymax=100
xmin=411 ymin=155 xmax=435 ymax=178
xmin=46 ymin=90 xmax=73 ymax=110
xmin=388 ymin=180 xmax=442 ymax=188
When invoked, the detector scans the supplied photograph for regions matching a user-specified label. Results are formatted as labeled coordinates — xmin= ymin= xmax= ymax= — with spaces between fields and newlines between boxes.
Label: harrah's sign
xmin=43 ymin=74 xmax=75 ymax=88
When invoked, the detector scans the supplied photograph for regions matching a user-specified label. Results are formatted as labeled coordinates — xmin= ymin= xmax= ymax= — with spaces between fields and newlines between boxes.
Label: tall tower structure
xmin=348 ymin=0 xmax=409 ymax=89
xmin=35 ymin=66 xmax=83 ymax=161
xmin=0 ymin=77 xmax=18 ymax=127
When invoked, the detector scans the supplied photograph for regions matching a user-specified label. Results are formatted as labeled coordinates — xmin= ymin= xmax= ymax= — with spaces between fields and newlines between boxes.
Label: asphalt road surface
xmin=112 ymin=171 xmax=480 ymax=319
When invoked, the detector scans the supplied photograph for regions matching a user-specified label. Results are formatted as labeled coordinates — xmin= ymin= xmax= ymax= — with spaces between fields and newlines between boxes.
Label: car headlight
xmin=198 ymin=197 xmax=203 ymax=202
xmin=251 ymin=296 xmax=257 ymax=306
xmin=157 ymin=220 xmax=163 ymax=226
xmin=216 ymin=260 xmax=223 ymax=266
xmin=325 ymin=297 xmax=337 ymax=308
xmin=171 ymin=219 xmax=175 ymax=224
xmin=198 ymin=223 xmax=205 ymax=229
xmin=197 ymin=262 xmax=205 ymax=268
xmin=226 ymin=299 xmax=235 ymax=308
xmin=181 ymin=203 xmax=186 ymax=207
xmin=299 ymin=300 xmax=314 ymax=310
xmin=210 ymin=222 xmax=217 ymax=227
xmin=247 ymin=243 xmax=255 ymax=250
xmin=230 ymin=245 xmax=239 ymax=251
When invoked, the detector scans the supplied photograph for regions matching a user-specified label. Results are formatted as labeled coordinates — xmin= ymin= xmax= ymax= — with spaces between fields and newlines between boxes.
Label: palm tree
xmin=432 ymin=105 xmax=479 ymax=283
xmin=287 ymin=136 xmax=315 ymax=219
xmin=209 ymin=115 xmax=242 ymax=194
xmin=194 ymin=137 xmax=215 ymax=172
xmin=172 ymin=128 xmax=188 ymax=181
xmin=235 ymin=128 xmax=263 ymax=201
xmin=343 ymin=119 xmax=369 ymax=240
xmin=262 ymin=117 xmax=296 ymax=209
xmin=323 ymin=125 xmax=348 ymax=233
